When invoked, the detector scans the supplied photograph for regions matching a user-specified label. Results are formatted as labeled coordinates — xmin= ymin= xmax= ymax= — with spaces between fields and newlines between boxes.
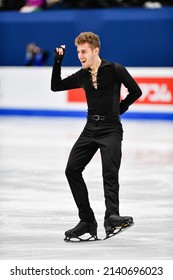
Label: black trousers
xmin=65 ymin=119 xmax=123 ymax=222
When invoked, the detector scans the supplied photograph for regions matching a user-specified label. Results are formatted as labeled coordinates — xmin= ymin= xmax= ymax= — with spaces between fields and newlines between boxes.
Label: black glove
xmin=54 ymin=45 xmax=65 ymax=63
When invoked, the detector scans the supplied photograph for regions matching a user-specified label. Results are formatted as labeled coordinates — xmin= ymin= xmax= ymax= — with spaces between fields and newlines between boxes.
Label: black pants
xmin=65 ymin=119 xmax=123 ymax=222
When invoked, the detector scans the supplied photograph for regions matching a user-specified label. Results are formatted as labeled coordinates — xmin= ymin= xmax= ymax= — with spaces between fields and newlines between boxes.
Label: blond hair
xmin=75 ymin=32 xmax=101 ymax=49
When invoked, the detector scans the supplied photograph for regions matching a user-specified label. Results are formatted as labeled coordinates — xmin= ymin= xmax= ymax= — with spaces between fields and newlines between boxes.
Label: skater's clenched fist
xmin=54 ymin=45 xmax=65 ymax=63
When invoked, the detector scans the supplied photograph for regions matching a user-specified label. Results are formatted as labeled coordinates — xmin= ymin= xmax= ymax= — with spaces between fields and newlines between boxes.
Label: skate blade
xmin=104 ymin=221 xmax=134 ymax=240
xmin=64 ymin=235 xmax=101 ymax=243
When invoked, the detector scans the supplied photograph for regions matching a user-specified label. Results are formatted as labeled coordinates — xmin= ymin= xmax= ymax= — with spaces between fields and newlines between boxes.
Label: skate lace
xmin=110 ymin=215 xmax=128 ymax=222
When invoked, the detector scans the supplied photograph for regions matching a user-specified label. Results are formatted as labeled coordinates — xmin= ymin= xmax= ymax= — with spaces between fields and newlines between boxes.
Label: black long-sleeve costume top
xmin=51 ymin=58 xmax=142 ymax=116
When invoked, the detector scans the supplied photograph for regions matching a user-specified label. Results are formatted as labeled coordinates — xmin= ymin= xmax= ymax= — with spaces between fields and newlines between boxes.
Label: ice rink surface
xmin=0 ymin=117 xmax=173 ymax=260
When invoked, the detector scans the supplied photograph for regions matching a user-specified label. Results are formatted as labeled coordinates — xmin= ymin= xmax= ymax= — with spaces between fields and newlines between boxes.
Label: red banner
xmin=67 ymin=77 xmax=173 ymax=105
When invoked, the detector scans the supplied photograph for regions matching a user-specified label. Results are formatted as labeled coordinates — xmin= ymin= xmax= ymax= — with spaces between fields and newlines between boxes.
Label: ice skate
xmin=104 ymin=214 xmax=134 ymax=240
xmin=64 ymin=220 xmax=100 ymax=242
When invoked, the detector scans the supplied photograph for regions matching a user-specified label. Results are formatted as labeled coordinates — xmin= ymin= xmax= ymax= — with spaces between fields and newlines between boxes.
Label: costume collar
xmin=82 ymin=58 xmax=112 ymax=73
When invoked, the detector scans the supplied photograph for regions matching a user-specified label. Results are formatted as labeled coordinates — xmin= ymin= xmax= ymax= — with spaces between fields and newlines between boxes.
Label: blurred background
xmin=0 ymin=0 xmax=173 ymax=67
xmin=0 ymin=0 xmax=173 ymax=120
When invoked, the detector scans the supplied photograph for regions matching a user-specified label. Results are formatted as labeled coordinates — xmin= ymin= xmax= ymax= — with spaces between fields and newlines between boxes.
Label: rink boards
xmin=0 ymin=67 xmax=173 ymax=120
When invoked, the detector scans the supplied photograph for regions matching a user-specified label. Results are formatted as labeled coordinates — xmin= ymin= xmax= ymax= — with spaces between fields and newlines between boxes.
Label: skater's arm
xmin=51 ymin=46 xmax=81 ymax=92
xmin=116 ymin=64 xmax=142 ymax=115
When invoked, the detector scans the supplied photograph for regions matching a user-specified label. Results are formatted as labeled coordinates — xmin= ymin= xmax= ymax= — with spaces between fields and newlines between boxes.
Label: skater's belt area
xmin=87 ymin=115 xmax=120 ymax=122
xmin=88 ymin=115 xmax=106 ymax=121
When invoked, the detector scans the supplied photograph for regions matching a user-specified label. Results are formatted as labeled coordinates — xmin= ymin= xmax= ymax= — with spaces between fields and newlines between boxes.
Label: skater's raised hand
xmin=54 ymin=45 xmax=65 ymax=63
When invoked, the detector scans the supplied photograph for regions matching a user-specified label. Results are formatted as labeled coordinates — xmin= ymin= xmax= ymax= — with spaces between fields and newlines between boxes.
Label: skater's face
xmin=77 ymin=43 xmax=99 ymax=69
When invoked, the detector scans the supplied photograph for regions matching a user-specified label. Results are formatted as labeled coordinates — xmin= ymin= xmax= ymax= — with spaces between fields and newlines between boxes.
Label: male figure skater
xmin=51 ymin=32 xmax=142 ymax=241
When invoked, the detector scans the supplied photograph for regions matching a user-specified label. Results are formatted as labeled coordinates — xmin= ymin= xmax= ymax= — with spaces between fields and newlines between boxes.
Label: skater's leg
xmin=98 ymin=123 xmax=134 ymax=236
xmin=65 ymin=126 xmax=98 ymax=222
xmin=99 ymin=124 xmax=123 ymax=218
